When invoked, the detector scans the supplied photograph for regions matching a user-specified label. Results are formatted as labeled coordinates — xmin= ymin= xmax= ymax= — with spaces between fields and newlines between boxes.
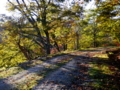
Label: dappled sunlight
xmin=33 ymin=57 xmax=77 ymax=90
xmin=89 ymin=53 xmax=120 ymax=90
xmin=0 ymin=54 xmax=74 ymax=89
xmin=0 ymin=67 xmax=24 ymax=79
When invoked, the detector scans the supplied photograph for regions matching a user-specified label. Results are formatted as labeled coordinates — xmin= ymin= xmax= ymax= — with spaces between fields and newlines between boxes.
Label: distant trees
xmin=95 ymin=0 xmax=120 ymax=44
xmin=79 ymin=0 xmax=120 ymax=47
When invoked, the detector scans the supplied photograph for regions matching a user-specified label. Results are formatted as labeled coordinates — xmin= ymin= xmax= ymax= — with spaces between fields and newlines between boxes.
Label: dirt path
xmin=0 ymin=47 xmax=115 ymax=90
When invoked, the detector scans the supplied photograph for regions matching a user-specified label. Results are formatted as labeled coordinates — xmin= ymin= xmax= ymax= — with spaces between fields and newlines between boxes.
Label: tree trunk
xmin=76 ymin=32 xmax=79 ymax=49
xmin=63 ymin=44 xmax=67 ymax=51
xmin=17 ymin=42 xmax=32 ymax=60
xmin=45 ymin=31 xmax=51 ymax=54
xmin=93 ymin=28 xmax=97 ymax=48
xmin=51 ymin=33 xmax=60 ymax=52
xmin=93 ymin=33 xmax=96 ymax=47
xmin=54 ymin=41 xmax=60 ymax=52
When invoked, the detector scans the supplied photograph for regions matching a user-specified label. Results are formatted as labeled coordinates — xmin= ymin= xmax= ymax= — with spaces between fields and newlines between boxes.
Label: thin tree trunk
xmin=51 ymin=33 xmax=60 ymax=52
xmin=93 ymin=33 xmax=96 ymax=47
xmin=45 ymin=31 xmax=51 ymax=54
xmin=76 ymin=32 xmax=79 ymax=49
xmin=54 ymin=41 xmax=60 ymax=52
xmin=17 ymin=42 xmax=32 ymax=60
xmin=63 ymin=44 xmax=67 ymax=51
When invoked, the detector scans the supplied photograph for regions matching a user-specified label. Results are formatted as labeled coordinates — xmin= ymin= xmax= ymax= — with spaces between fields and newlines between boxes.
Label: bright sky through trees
xmin=0 ymin=0 xmax=95 ymax=16
xmin=0 ymin=0 xmax=9 ymax=15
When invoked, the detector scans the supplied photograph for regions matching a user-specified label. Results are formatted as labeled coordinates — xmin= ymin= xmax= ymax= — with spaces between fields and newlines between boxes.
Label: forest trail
xmin=0 ymin=47 xmax=114 ymax=90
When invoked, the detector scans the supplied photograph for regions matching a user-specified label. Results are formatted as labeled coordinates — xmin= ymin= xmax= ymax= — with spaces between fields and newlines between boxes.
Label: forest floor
xmin=0 ymin=47 xmax=119 ymax=90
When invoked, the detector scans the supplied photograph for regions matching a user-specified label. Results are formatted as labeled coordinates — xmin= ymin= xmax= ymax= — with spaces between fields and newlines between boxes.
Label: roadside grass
xmin=46 ymin=50 xmax=78 ymax=59
xmin=89 ymin=54 xmax=119 ymax=90
xmin=0 ymin=67 xmax=24 ymax=79
xmin=0 ymin=60 xmax=43 ymax=79
xmin=14 ymin=73 xmax=44 ymax=90
xmin=79 ymin=46 xmax=118 ymax=51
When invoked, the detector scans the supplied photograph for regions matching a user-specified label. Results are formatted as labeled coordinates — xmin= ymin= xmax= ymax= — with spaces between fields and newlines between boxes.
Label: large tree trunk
xmin=42 ymin=5 xmax=51 ymax=55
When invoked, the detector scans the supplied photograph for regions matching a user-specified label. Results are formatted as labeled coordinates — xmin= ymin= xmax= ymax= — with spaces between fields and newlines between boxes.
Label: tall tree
xmin=7 ymin=0 xmax=56 ymax=54
xmin=7 ymin=0 xmax=81 ymax=54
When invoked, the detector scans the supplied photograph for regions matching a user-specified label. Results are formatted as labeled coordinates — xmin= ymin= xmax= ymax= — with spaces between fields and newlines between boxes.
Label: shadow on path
xmin=0 ymin=78 xmax=14 ymax=90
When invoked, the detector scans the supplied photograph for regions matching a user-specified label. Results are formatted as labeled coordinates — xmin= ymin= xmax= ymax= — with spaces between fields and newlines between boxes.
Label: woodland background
xmin=0 ymin=0 xmax=120 ymax=68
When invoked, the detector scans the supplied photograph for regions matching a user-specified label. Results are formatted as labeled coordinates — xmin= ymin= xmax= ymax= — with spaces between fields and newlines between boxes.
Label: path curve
xmin=0 ymin=47 xmax=116 ymax=90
